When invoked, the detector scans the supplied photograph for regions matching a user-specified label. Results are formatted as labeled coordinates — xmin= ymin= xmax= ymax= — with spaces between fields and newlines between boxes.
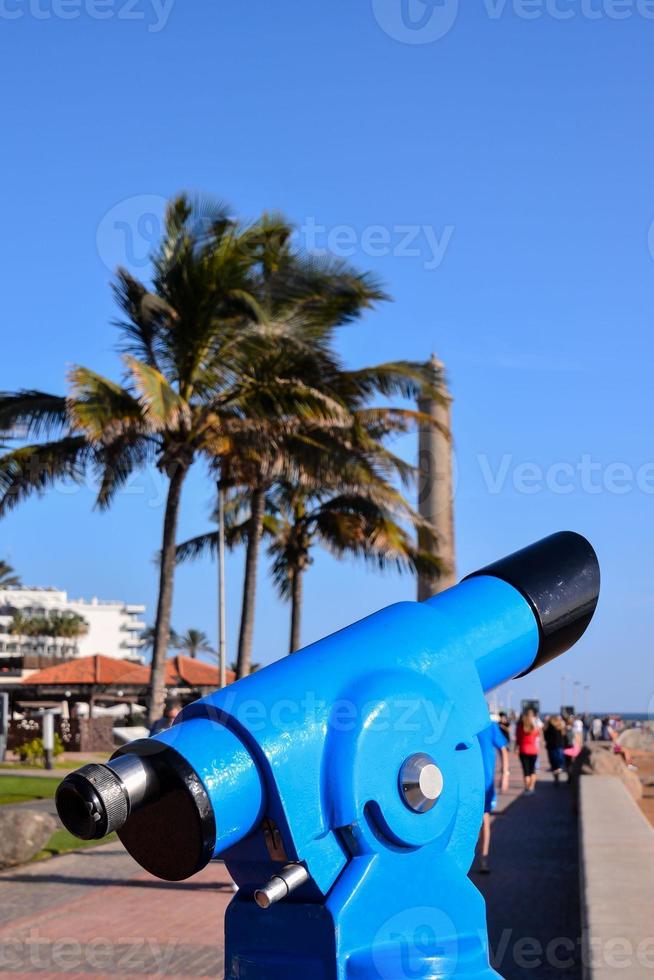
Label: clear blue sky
xmin=1 ymin=1 xmax=653 ymax=713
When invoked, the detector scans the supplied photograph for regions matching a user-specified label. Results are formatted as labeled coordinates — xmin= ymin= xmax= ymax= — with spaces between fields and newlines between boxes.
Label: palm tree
xmin=202 ymin=222 xmax=446 ymax=678
xmin=228 ymin=659 xmax=261 ymax=674
xmin=0 ymin=195 xmax=445 ymax=700
xmin=0 ymin=561 xmax=20 ymax=587
xmin=140 ymin=624 xmax=180 ymax=652
xmin=268 ymin=485 xmax=441 ymax=654
xmin=9 ymin=609 xmax=88 ymax=659
xmin=176 ymin=628 xmax=214 ymax=660
xmin=211 ymin=232 xmax=391 ymax=679
xmin=13 ymin=611 xmax=49 ymax=656
xmin=7 ymin=609 xmax=30 ymax=658
xmin=179 ymin=479 xmax=441 ymax=655
xmin=56 ymin=611 xmax=89 ymax=656
xmin=0 ymin=196 xmax=346 ymax=721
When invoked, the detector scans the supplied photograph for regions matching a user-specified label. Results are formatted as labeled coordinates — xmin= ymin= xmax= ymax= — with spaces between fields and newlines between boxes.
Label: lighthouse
xmin=417 ymin=354 xmax=456 ymax=599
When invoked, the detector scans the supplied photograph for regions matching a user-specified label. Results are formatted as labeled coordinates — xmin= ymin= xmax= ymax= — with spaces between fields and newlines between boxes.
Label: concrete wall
xmin=579 ymin=775 xmax=654 ymax=979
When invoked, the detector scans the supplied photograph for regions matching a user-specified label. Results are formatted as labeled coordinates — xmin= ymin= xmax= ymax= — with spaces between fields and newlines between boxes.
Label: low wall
xmin=579 ymin=775 xmax=654 ymax=979
xmin=7 ymin=716 xmax=115 ymax=753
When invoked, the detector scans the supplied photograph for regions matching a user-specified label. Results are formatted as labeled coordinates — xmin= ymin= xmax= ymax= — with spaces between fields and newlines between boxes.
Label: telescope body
xmin=56 ymin=532 xmax=599 ymax=979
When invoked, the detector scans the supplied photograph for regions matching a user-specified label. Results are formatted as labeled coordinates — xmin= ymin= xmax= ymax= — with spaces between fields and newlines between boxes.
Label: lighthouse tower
xmin=417 ymin=354 xmax=456 ymax=600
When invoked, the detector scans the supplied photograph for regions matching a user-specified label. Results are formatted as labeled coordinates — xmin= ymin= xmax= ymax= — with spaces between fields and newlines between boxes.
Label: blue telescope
xmin=56 ymin=531 xmax=599 ymax=979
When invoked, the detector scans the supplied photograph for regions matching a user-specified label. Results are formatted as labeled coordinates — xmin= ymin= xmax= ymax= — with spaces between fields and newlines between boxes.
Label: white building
xmin=0 ymin=588 xmax=146 ymax=662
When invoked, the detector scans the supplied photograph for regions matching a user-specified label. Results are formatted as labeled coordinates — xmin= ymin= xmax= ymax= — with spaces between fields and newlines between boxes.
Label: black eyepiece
xmin=466 ymin=531 xmax=600 ymax=675
xmin=56 ymin=764 xmax=129 ymax=840
xmin=55 ymin=742 xmax=215 ymax=880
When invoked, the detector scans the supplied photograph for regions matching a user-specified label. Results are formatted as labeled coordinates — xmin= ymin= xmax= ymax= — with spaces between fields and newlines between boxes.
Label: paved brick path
xmin=0 ymin=842 xmax=232 ymax=976
xmin=0 ymin=751 xmax=580 ymax=978
xmin=474 ymin=753 xmax=582 ymax=980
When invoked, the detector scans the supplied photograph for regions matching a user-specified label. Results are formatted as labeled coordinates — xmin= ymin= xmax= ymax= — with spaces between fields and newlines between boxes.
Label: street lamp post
xmin=217 ymin=482 xmax=227 ymax=690
xmin=42 ymin=711 xmax=54 ymax=770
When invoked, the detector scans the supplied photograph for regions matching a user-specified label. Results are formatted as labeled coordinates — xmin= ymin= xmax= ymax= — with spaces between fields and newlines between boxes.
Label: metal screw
xmin=400 ymin=753 xmax=444 ymax=813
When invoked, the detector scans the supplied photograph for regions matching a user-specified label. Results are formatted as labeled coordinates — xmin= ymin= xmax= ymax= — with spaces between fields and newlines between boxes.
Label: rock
xmin=618 ymin=728 xmax=654 ymax=752
xmin=621 ymin=768 xmax=645 ymax=801
xmin=0 ymin=810 xmax=56 ymax=869
xmin=570 ymin=744 xmax=643 ymax=801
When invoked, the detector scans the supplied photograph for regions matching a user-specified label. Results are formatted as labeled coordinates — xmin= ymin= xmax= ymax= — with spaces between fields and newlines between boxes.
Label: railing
xmin=0 ymin=653 xmax=75 ymax=671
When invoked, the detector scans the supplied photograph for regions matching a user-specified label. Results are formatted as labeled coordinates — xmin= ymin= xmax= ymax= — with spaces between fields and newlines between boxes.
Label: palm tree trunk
xmin=288 ymin=567 xmax=303 ymax=654
xmin=236 ymin=486 xmax=266 ymax=679
xmin=147 ymin=464 xmax=187 ymax=725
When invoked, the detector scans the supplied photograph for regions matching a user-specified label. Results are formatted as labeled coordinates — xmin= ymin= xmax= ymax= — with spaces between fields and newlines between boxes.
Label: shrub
xmin=16 ymin=735 xmax=64 ymax=767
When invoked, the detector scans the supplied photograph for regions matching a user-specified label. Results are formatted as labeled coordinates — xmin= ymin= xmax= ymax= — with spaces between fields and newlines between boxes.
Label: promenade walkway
xmin=0 ymin=842 xmax=231 ymax=975
xmin=0 ymin=752 xmax=580 ymax=978
xmin=475 ymin=754 xmax=582 ymax=979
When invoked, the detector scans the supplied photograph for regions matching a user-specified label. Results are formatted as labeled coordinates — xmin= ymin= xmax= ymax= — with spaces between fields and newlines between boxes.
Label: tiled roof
xmin=23 ymin=653 xmax=235 ymax=688
xmin=23 ymin=654 xmax=150 ymax=686
xmin=165 ymin=655 xmax=236 ymax=687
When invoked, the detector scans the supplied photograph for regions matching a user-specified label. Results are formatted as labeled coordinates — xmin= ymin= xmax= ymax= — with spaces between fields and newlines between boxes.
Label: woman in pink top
xmin=516 ymin=709 xmax=540 ymax=795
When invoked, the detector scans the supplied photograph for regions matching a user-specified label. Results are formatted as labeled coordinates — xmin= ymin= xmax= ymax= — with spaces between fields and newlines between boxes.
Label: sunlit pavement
xmin=0 ymin=751 xmax=580 ymax=978
xmin=0 ymin=841 xmax=231 ymax=976
xmin=474 ymin=752 xmax=581 ymax=980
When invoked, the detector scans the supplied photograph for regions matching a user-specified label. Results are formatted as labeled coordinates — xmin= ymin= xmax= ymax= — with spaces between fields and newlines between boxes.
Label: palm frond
xmin=0 ymin=560 xmax=20 ymax=587
xmin=176 ymin=531 xmax=218 ymax=563
xmin=112 ymin=268 xmax=174 ymax=369
xmin=124 ymin=357 xmax=190 ymax=429
xmin=68 ymin=367 xmax=145 ymax=442
xmin=0 ymin=392 xmax=68 ymax=440
xmin=0 ymin=437 xmax=90 ymax=516
xmin=94 ymin=435 xmax=155 ymax=510
xmin=343 ymin=361 xmax=448 ymax=402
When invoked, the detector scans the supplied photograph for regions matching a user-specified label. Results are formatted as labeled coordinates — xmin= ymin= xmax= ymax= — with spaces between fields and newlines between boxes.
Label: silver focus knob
xmin=399 ymin=753 xmax=444 ymax=813
xmin=254 ymin=863 xmax=310 ymax=910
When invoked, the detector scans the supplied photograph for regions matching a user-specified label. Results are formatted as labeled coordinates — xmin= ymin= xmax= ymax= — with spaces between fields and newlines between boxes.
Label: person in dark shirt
xmin=149 ymin=698 xmax=182 ymax=736
xmin=544 ymin=714 xmax=566 ymax=783
xmin=476 ymin=719 xmax=510 ymax=874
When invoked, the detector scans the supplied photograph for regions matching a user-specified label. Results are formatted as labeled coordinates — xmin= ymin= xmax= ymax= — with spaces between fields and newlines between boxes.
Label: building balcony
xmin=122 ymin=637 xmax=145 ymax=649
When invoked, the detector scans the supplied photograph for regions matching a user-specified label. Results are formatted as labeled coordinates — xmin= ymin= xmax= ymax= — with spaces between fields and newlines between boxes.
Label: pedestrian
xmin=606 ymin=718 xmax=638 ymax=771
xmin=516 ymin=708 xmax=540 ymax=795
xmin=544 ymin=715 xmax=566 ymax=783
xmin=498 ymin=711 xmax=511 ymax=744
xmin=572 ymin=715 xmax=584 ymax=750
xmin=149 ymin=697 xmax=183 ymax=736
xmin=476 ymin=717 xmax=510 ymax=873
